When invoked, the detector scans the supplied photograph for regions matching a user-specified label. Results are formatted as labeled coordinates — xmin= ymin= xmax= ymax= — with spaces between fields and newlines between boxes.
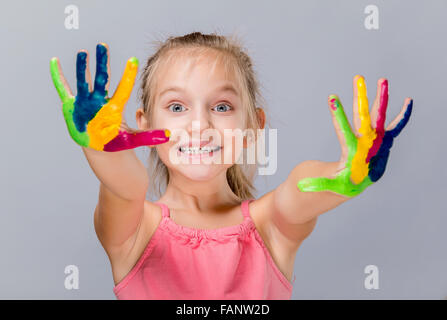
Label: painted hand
xmin=50 ymin=43 xmax=170 ymax=151
xmin=297 ymin=75 xmax=413 ymax=197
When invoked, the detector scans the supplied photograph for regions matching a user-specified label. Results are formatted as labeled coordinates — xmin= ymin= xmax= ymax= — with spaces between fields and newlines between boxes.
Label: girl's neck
xmin=159 ymin=170 xmax=241 ymax=214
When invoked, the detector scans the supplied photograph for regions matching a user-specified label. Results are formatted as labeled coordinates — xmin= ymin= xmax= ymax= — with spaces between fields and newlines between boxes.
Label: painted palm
xmin=50 ymin=43 xmax=170 ymax=151
xmin=297 ymin=76 xmax=413 ymax=197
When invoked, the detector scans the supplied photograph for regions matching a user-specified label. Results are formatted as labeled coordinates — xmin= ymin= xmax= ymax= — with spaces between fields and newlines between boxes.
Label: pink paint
xmin=103 ymin=129 xmax=169 ymax=152
xmin=329 ymin=98 xmax=337 ymax=111
xmin=366 ymin=80 xmax=388 ymax=163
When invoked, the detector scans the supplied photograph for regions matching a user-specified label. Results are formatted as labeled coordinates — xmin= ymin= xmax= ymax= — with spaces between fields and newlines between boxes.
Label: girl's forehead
xmin=157 ymin=48 xmax=238 ymax=83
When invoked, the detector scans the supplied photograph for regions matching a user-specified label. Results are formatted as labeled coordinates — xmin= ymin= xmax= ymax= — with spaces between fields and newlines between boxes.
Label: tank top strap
xmin=241 ymin=199 xmax=255 ymax=219
xmin=154 ymin=202 xmax=170 ymax=218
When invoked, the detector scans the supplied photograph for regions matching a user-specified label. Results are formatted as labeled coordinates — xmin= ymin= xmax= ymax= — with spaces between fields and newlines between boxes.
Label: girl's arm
xmin=50 ymin=43 xmax=170 ymax=259
xmin=84 ymin=147 xmax=149 ymax=253
xmin=270 ymin=76 xmax=413 ymax=244
xmin=274 ymin=160 xmax=349 ymax=225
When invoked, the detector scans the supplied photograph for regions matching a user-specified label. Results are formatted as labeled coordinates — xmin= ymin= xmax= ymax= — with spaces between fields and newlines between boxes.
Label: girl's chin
xmin=173 ymin=166 xmax=229 ymax=181
xmin=166 ymin=159 xmax=238 ymax=181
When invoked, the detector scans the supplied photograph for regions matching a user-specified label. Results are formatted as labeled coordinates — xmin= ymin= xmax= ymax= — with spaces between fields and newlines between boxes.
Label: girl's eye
xmin=213 ymin=104 xmax=232 ymax=112
xmin=168 ymin=103 xmax=186 ymax=113
xmin=167 ymin=103 xmax=232 ymax=113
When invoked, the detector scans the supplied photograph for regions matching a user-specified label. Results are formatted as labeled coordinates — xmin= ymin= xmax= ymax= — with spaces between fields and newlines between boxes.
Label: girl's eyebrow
xmin=158 ymin=83 xmax=239 ymax=99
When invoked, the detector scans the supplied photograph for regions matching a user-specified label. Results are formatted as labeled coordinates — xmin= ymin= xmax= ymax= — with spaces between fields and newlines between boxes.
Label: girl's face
xmin=150 ymin=51 xmax=247 ymax=182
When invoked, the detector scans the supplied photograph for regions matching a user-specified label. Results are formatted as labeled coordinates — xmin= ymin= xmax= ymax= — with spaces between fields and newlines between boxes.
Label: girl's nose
xmin=187 ymin=108 xmax=211 ymax=133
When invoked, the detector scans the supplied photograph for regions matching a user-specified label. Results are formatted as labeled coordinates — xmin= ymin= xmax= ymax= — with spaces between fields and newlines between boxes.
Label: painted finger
xmin=297 ymin=176 xmax=336 ymax=193
xmin=366 ymin=79 xmax=388 ymax=163
xmin=297 ymin=175 xmax=361 ymax=197
xmin=76 ymin=50 xmax=91 ymax=98
xmin=367 ymin=99 xmax=413 ymax=182
xmin=352 ymin=75 xmax=362 ymax=136
xmin=385 ymin=98 xmax=413 ymax=138
xmin=350 ymin=76 xmax=377 ymax=184
xmin=110 ymin=57 xmax=139 ymax=110
xmin=103 ymin=129 xmax=171 ymax=152
xmin=355 ymin=76 xmax=374 ymax=137
xmin=370 ymin=78 xmax=388 ymax=131
xmin=328 ymin=95 xmax=357 ymax=165
xmin=50 ymin=57 xmax=73 ymax=103
xmin=298 ymin=172 xmax=373 ymax=197
xmin=93 ymin=43 xmax=110 ymax=97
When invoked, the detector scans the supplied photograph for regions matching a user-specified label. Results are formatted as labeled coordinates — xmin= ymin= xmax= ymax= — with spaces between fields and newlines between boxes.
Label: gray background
xmin=1 ymin=0 xmax=446 ymax=299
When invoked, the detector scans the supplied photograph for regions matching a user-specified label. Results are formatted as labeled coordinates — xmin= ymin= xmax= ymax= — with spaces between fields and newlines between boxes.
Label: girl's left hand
xmin=297 ymin=75 xmax=413 ymax=198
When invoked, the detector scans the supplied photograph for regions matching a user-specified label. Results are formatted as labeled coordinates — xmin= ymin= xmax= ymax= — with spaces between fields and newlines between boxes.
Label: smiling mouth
xmin=178 ymin=145 xmax=222 ymax=155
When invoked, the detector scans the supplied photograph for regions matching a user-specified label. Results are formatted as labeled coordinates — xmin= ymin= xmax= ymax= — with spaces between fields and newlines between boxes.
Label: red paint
xmin=329 ymin=98 xmax=337 ymax=111
xmin=366 ymin=80 xmax=388 ymax=163
xmin=103 ymin=129 xmax=170 ymax=151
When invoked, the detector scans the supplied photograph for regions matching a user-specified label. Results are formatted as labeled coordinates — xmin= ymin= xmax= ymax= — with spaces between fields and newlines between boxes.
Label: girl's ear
xmin=256 ymin=107 xmax=266 ymax=129
xmin=136 ymin=107 xmax=149 ymax=130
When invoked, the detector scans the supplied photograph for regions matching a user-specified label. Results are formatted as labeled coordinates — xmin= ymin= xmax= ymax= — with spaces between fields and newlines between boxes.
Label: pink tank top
xmin=113 ymin=199 xmax=295 ymax=299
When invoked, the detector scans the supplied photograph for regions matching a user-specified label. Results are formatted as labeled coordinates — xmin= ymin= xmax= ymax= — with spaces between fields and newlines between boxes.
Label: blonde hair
xmin=136 ymin=31 xmax=270 ymax=200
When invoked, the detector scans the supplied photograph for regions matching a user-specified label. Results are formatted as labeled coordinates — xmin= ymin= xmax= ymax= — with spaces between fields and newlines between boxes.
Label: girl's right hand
xmin=50 ymin=43 xmax=170 ymax=152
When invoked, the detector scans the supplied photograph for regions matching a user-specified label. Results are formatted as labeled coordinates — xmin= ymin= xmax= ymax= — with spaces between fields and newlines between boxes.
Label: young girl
xmin=49 ymin=32 xmax=413 ymax=300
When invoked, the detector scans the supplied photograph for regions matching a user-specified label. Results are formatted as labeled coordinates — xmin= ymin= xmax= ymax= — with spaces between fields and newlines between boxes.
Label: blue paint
xmin=388 ymin=100 xmax=413 ymax=138
xmin=72 ymin=44 xmax=109 ymax=132
xmin=93 ymin=44 xmax=109 ymax=97
xmin=76 ymin=51 xmax=89 ymax=97
xmin=368 ymin=100 xmax=413 ymax=182
xmin=368 ymin=142 xmax=391 ymax=182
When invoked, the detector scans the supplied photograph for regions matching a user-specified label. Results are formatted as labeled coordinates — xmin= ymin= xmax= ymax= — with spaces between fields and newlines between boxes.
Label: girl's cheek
xmin=155 ymin=144 xmax=174 ymax=167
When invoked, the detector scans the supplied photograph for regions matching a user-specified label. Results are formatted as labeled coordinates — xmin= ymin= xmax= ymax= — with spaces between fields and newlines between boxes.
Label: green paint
xmin=297 ymin=167 xmax=374 ymax=197
xmin=129 ymin=57 xmax=139 ymax=65
xmin=50 ymin=58 xmax=71 ymax=103
xmin=297 ymin=96 xmax=373 ymax=197
xmin=329 ymin=95 xmax=358 ymax=168
xmin=50 ymin=58 xmax=90 ymax=147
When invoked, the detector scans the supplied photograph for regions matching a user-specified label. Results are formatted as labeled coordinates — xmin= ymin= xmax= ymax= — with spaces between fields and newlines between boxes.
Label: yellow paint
xmin=86 ymin=102 xmax=122 ymax=150
xmin=350 ymin=76 xmax=377 ymax=184
xmin=86 ymin=57 xmax=139 ymax=150
xmin=111 ymin=57 xmax=139 ymax=107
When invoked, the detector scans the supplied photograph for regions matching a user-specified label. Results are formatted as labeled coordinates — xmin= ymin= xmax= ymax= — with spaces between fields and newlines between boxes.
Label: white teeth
xmin=179 ymin=146 xmax=221 ymax=154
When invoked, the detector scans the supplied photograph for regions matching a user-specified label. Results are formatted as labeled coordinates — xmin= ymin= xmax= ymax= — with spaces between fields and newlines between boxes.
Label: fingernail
xmin=329 ymin=96 xmax=337 ymax=111
xmin=381 ymin=79 xmax=388 ymax=92
xmin=357 ymin=76 xmax=365 ymax=86
xmin=164 ymin=129 xmax=170 ymax=138
xmin=129 ymin=57 xmax=139 ymax=67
